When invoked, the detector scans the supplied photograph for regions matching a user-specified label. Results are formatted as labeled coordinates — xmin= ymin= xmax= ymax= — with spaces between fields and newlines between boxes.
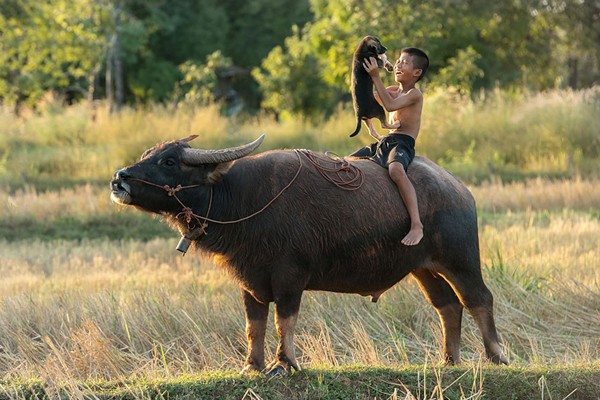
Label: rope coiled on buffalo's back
xmin=297 ymin=149 xmax=364 ymax=191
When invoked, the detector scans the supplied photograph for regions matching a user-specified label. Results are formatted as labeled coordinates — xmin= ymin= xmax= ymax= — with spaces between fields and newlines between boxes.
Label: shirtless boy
xmin=350 ymin=47 xmax=429 ymax=246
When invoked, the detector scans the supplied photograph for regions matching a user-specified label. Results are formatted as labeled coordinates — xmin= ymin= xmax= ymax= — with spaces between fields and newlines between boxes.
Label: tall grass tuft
xmin=1 ymin=87 xmax=599 ymax=189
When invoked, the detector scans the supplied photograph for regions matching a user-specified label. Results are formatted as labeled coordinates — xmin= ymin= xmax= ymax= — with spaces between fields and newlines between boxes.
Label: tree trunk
xmin=88 ymin=63 xmax=101 ymax=121
xmin=106 ymin=37 xmax=114 ymax=111
xmin=113 ymin=0 xmax=124 ymax=111
xmin=567 ymin=57 xmax=578 ymax=89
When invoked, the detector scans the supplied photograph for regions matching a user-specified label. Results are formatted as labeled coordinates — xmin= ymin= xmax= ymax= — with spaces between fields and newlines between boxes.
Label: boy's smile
xmin=394 ymin=54 xmax=418 ymax=84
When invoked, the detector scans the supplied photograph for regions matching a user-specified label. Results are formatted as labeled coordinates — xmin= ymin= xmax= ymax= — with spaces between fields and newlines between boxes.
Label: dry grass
xmin=2 ymin=87 xmax=599 ymax=189
xmin=3 ymin=177 xmax=599 ymax=220
xmin=471 ymin=177 xmax=600 ymax=212
xmin=0 ymin=180 xmax=598 ymax=387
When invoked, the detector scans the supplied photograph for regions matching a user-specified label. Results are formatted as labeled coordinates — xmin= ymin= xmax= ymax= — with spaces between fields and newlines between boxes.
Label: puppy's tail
xmin=349 ymin=118 xmax=361 ymax=137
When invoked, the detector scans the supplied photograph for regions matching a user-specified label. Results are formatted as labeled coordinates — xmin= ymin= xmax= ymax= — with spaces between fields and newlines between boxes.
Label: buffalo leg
xmin=412 ymin=268 xmax=463 ymax=364
xmin=241 ymin=289 xmax=269 ymax=373
xmin=436 ymin=267 xmax=509 ymax=365
xmin=266 ymin=291 xmax=302 ymax=376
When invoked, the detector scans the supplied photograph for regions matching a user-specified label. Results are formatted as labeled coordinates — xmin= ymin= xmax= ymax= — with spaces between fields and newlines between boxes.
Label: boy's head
xmin=400 ymin=47 xmax=429 ymax=82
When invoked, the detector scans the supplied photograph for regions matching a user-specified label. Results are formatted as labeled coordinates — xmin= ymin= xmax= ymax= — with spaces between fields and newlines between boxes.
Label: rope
xmin=195 ymin=151 xmax=303 ymax=225
xmin=130 ymin=149 xmax=363 ymax=238
xmin=297 ymin=149 xmax=364 ymax=191
xmin=130 ymin=150 xmax=304 ymax=234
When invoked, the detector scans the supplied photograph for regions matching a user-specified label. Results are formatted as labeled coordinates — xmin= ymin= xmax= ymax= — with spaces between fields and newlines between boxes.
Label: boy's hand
xmin=363 ymin=57 xmax=380 ymax=78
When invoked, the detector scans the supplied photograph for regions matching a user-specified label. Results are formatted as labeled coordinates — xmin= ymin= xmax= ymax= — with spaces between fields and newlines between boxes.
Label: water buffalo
xmin=110 ymin=135 xmax=508 ymax=375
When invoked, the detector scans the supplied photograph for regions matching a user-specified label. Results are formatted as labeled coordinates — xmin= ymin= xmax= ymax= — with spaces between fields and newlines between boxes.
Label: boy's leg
xmin=388 ymin=162 xmax=423 ymax=246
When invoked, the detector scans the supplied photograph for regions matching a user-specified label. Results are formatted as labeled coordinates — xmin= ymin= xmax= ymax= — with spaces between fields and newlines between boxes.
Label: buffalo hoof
xmin=443 ymin=355 xmax=460 ymax=366
xmin=265 ymin=362 xmax=298 ymax=377
xmin=489 ymin=353 xmax=509 ymax=366
xmin=240 ymin=363 xmax=264 ymax=374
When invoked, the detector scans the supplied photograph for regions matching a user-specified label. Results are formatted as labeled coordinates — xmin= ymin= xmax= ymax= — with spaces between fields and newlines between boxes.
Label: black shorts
xmin=350 ymin=133 xmax=415 ymax=171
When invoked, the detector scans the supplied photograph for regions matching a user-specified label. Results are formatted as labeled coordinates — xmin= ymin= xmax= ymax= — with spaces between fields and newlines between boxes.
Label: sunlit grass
xmin=0 ymin=92 xmax=599 ymax=397
xmin=3 ymin=178 xmax=599 ymax=221
xmin=471 ymin=177 xmax=600 ymax=212
xmin=0 ymin=216 xmax=598 ymax=382
xmin=1 ymin=87 xmax=599 ymax=189
xmin=0 ymin=181 xmax=598 ymax=383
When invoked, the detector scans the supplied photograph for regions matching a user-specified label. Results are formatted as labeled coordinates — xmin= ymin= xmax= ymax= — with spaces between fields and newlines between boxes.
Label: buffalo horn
xmin=179 ymin=134 xmax=199 ymax=143
xmin=182 ymin=134 xmax=265 ymax=165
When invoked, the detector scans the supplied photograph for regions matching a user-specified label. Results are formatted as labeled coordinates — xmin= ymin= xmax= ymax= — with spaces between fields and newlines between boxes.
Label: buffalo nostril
xmin=116 ymin=169 xmax=131 ymax=180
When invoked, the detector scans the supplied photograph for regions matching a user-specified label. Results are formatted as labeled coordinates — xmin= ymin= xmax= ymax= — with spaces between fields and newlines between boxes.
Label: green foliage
xmin=222 ymin=0 xmax=312 ymax=68
xmin=0 ymin=0 xmax=110 ymax=108
xmin=429 ymin=46 xmax=484 ymax=96
xmin=177 ymin=51 xmax=233 ymax=106
xmin=129 ymin=58 xmax=179 ymax=102
xmin=252 ymin=27 xmax=336 ymax=121
xmin=122 ymin=0 xmax=231 ymax=103
xmin=2 ymin=0 xmax=598 ymax=115
xmin=251 ymin=0 xmax=574 ymax=117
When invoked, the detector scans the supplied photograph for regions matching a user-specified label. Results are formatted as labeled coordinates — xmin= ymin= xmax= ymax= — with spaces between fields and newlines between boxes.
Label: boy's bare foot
xmin=401 ymin=226 xmax=423 ymax=246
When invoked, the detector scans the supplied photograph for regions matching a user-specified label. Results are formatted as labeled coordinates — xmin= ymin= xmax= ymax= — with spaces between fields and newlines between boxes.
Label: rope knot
xmin=177 ymin=207 xmax=194 ymax=224
xmin=165 ymin=184 xmax=183 ymax=196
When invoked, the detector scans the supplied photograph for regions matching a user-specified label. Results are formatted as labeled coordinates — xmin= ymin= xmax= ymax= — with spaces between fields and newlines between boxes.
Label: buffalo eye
xmin=161 ymin=158 xmax=176 ymax=167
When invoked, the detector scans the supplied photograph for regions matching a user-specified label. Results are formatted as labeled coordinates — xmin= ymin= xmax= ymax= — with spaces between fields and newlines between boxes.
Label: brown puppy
xmin=349 ymin=36 xmax=398 ymax=137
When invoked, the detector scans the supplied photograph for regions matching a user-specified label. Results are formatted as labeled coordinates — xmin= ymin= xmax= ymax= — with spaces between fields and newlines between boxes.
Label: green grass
xmin=0 ymin=213 xmax=171 ymax=242
xmin=1 ymin=364 xmax=598 ymax=399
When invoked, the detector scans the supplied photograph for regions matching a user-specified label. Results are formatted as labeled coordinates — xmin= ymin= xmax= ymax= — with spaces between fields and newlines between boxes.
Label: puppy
xmin=349 ymin=36 xmax=399 ymax=137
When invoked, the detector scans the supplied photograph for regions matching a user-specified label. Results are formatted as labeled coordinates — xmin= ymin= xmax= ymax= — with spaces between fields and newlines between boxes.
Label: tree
xmin=538 ymin=0 xmax=600 ymax=88
xmin=304 ymin=0 xmax=561 ymax=91
xmin=177 ymin=51 xmax=233 ymax=106
xmin=252 ymin=26 xmax=335 ymax=121
xmin=123 ymin=0 xmax=229 ymax=103
xmin=223 ymin=0 xmax=311 ymax=68
xmin=0 ymin=0 xmax=112 ymax=113
xmin=429 ymin=46 xmax=484 ymax=95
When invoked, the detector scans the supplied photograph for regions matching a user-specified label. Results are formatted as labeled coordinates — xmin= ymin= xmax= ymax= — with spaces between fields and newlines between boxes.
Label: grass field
xmin=0 ymin=179 xmax=598 ymax=399
xmin=1 ymin=87 xmax=599 ymax=190
xmin=0 ymin=89 xmax=599 ymax=398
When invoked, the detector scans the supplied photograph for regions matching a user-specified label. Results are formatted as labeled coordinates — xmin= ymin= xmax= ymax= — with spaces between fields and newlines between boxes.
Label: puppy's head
xmin=357 ymin=36 xmax=393 ymax=72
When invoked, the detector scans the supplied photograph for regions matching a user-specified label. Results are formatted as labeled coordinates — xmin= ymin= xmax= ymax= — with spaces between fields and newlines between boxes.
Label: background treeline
xmin=1 ymin=0 xmax=599 ymax=118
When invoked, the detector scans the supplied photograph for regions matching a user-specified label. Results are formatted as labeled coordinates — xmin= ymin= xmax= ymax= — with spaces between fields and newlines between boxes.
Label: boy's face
xmin=394 ymin=53 xmax=422 ymax=84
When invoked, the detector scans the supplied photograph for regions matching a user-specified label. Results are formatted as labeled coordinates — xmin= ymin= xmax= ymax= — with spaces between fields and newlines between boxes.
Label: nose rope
xmin=129 ymin=150 xmax=304 ymax=237
xmin=126 ymin=149 xmax=363 ymax=239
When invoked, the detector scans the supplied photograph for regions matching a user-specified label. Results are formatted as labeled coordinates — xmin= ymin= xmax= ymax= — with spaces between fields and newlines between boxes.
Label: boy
xmin=350 ymin=47 xmax=429 ymax=246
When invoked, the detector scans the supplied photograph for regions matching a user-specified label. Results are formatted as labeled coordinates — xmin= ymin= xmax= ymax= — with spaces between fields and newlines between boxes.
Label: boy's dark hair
xmin=402 ymin=47 xmax=429 ymax=82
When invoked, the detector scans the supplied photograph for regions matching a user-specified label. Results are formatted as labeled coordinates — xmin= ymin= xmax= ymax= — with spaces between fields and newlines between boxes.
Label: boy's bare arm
xmin=363 ymin=57 xmax=420 ymax=111
xmin=374 ymin=86 xmax=399 ymax=104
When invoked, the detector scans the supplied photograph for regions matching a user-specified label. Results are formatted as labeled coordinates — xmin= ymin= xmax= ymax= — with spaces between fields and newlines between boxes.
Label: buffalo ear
xmin=207 ymin=161 xmax=233 ymax=184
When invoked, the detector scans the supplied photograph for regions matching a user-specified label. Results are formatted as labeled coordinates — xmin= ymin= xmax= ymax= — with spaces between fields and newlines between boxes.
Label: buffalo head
xmin=110 ymin=134 xmax=265 ymax=214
